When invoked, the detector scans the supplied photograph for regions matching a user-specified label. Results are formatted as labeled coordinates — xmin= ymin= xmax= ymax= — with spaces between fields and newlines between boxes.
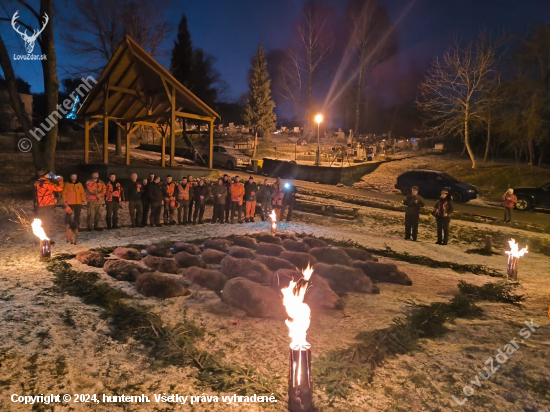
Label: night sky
xmin=2 ymin=0 xmax=548 ymax=100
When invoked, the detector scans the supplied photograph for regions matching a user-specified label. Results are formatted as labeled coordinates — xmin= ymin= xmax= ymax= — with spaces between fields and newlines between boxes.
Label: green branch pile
xmin=314 ymin=279 xmax=523 ymax=401
xmin=47 ymin=259 xmax=278 ymax=396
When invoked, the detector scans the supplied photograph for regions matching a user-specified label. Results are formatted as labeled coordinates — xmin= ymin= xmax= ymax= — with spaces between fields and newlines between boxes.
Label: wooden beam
xmin=84 ymin=117 xmax=90 ymax=164
xmin=122 ymin=112 xmax=170 ymax=124
xmin=175 ymin=111 xmax=216 ymax=123
xmin=129 ymin=124 xmax=141 ymax=135
xmin=108 ymin=85 xmax=138 ymax=95
xmin=209 ymin=119 xmax=214 ymax=169
xmin=170 ymin=86 xmax=176 ymax=167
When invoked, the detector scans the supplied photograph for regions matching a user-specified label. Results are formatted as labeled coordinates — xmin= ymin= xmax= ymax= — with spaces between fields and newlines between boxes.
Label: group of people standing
xmin=33 ymin=169 xmax=298 ymax=239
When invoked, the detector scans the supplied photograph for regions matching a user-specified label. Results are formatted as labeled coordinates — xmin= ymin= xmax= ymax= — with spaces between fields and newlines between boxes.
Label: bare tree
xmin=279 ymin=49 xmax=303 ymax=117
xmin=0 ymin=0 xmax=58 ymax=172
xmin=295 ymin=1 xmax=333 ymax=123
xmin=63 ymin=0 xmax=171 ymax=76
xmin=417 ymin=32 xmax=502 ymax=168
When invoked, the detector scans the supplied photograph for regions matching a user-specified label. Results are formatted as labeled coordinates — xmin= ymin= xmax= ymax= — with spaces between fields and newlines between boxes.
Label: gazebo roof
xmin=78 ymin=35 xmax=219 ymax=124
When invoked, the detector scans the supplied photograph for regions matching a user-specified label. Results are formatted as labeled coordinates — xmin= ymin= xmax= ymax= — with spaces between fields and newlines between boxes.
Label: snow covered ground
xmin=0 ymin=200 xmax=549 ymax=411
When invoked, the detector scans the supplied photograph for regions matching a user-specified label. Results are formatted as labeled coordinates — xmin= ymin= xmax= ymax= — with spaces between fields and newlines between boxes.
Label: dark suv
xmin=395 ymin=170 xmax=478 ymax=203
xmin=512 ymin=182 xmax=550 ymax=211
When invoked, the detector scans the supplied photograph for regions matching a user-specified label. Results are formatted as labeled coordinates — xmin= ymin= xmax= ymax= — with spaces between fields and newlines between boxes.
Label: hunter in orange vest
xmin=62 ymin=173 xmax=85 ymax=229
xmin=34 ymin=170 xmax=64 ymax=239
xmin=176 ymin=177 xmax=191 ymax=224
xmin=162 ymin=175 xmax=177 ymax=225
xmin=230 ymin=176 xmax=245 ymax=223
xmin=86 ymin=171 xmax=106 ymax=231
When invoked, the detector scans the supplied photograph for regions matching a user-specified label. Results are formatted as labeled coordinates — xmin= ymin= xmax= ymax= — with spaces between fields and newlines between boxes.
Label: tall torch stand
xmin=288 ymin=346 xmax=312 ymax=412
xmin=40 ymin=239 xmax=51 ymax=260
xmin=507 ymin=255 xmax=519 ymax=281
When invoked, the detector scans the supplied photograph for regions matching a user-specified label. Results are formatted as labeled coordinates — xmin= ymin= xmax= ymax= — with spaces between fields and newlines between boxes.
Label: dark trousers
xmin=65 ymin=204 xmax=82 ymax=228
xmin=105 ymin=201 xmax=120 ymax=228
xmin=213 ymin=203 xmax=225 ymax=222
xmin=231 ymin=201 xmax=242 ymax=222
xmin=150 ymin=203 xmax=162 ymax=226
xmin=281 ymin=199 xmax=295 ymax=221
xmin=36 ymin=205 xmax=55 ymax=238
xmin=193 ymin=202 xmax=205 ymax=223
xmin=261 ymin=200 xmax=271 ymax=220
xmin=504 ymin=207 xmax=513 ymax=222
xmin=436 ymin=217 xmax=451 ymax=244
xmin=405 ymin=214 xmax=419 ymax=240
xmin=164 ymin=202 xmax=176 ymax=223
xmin=224 ymin=201 xmax=231 ymax=222
xmin=188 ymin=198 xmax=195 ymax=222
xmin=178 ymin=203 xmax=189 ymax=224
xmin=142 ymin=201 xmax=150 ymax=226
xmin=129 ymin=201 xmax=143 ymax=227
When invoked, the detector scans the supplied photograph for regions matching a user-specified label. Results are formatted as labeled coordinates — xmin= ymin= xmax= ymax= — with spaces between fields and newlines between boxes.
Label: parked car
xmin=512 ymin=182 xmax=550 ymax=211
xmin=395 ymin=170 xmax=478 ymax=203
xmin=198 ymin=145 xmax=252 ymax=170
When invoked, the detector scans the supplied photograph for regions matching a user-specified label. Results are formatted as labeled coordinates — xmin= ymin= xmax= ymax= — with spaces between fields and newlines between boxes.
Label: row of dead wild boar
xmin=74 ymin=233 xmax=412 ymax=320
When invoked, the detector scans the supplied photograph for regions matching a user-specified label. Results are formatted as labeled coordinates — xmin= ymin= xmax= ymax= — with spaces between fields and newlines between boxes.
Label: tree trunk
xmin=539 ymin=148 xmax=544 ymax=167
xmin=483 ymin=113 xmax=491 ymax=162
xmin=0 ymin=33 xmax=43 ymax=171
xmin=252 ymin=131 xmax=258 ymax=158
xmin=40 ymin=0 xmax=60 ymax=172
xmin=527 ymin=137 xmax=535 ymax=166
xmin=464 ymin=108 xmax=476 ymax=168
xmin=116 ymin=126 xmax=122 ymax=156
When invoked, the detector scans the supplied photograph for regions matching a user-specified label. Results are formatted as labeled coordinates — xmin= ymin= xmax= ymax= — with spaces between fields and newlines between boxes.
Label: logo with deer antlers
xmin=11 ymin=10 xmax=49 ymax=54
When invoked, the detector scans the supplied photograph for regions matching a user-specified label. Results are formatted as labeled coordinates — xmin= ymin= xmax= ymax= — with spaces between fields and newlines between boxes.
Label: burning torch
xmin=32 ymin=218 xmax=51 ymax=260
xmin=281 ymin=264 xmax=313 ymax=412
xmin=270 ymin=209 xmax=277 ymax=234
xmin=505 ymin=238 xmax=528 ymax=281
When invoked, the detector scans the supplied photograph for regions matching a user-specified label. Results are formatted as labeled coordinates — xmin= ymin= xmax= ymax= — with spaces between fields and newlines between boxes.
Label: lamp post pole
xmin=316 ymin=122 xmax=320 ymax=166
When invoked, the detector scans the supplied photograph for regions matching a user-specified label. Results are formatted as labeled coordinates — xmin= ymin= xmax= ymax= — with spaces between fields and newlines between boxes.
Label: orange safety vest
xmin=163 ymin=182 xmax=176 ymax=201
xmin=230 ymin=182 xmax=245 ymax=205
xmin=177 ymin=183 xmax=190 ymax=201
xmin=34 ymin=177 xmax=64 ymax=207
xmin=105 ymin=181 xmax=124 ymax=202
xmin=86 ymin=179 xmax=106 ymax=202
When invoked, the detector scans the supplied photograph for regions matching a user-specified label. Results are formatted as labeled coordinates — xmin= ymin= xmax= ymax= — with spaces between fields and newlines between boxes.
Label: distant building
xmin=0 ymin=91 xmax=33 ymax=131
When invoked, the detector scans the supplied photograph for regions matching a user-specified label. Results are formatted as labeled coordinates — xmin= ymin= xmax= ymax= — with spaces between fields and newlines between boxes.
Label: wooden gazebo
xmin=78 ymin=35 xmax=219 ymax=169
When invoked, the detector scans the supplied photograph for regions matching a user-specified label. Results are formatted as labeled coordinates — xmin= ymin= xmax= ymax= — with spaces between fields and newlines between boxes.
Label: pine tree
xmin=170 ymin=14 xmax=194 ymax=88
xmin=243 ymin=43 xmax=277 ymax=157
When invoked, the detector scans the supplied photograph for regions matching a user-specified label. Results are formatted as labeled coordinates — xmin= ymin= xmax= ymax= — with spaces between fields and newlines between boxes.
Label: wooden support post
xmin=170 ymin=86 xmax=176 ymax=167
xmin=103 ymin=82 xmax=109 ymax=164
xmin=161 ymin=132 xmax=166 ymax=167
xmin=103 ymin=116 xmax=109 ymax=164
xmin=84 ymin=117 xmax=90 ymax=164
xmin=484 ymin=235 xmax=493 ymax=254
xmin=125 ymin=124 xmax=130 ymax=165
xmin=209 ymin=119 xmax=214 ymax=169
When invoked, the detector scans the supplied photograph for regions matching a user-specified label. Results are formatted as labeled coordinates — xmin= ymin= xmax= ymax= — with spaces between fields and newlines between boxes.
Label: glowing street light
xmin=315 ymin=114 xmax=323 ymax=166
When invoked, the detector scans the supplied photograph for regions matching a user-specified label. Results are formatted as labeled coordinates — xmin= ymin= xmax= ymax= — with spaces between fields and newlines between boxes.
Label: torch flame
xmin=505 ymin=238 xmax=528 ymax=259
xmin=32 ymin=218 xmax=49 ymax=241
xmin=282 ymin=263 xmax=313 ymax=351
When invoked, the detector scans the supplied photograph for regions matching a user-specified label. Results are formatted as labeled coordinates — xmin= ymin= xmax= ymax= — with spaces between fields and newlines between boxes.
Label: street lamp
xmin=315 ymin=114 xmax=323 ymax=166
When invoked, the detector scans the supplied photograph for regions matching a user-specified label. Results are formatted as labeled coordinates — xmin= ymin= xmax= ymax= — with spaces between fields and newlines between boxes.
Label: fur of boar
xmin=143 ymin=255 xmax=180 ymax=274
xmin=229 ymin=246 xmax=257 ymax=260
xmin=220 ymin=255 xmax=272 ymax=284
xmin=184 ymin=267 xmax=227 ymax=291
xmin=221 ymin=277 xmax=287 ymax=319
xmin=313 ymin=262 xmax=380 ymax=294
xmin=309 ymin=247 xmax=353 ymax=266
xmin=351 ymin=261 xmax=412 ymax=286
